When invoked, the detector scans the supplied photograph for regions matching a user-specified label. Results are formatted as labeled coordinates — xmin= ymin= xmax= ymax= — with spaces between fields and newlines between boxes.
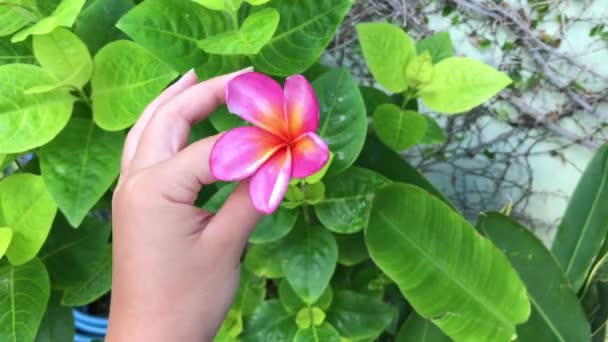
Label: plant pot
xmin=73 ymin=294 xmax=110 ymax=341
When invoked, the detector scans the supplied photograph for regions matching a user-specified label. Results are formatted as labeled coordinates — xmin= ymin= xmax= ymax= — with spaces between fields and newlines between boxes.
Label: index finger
xmin=128 ymin=67 xmax=253 ymax=174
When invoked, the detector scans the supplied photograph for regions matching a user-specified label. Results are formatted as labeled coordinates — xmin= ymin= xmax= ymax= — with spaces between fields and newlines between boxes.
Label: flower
xmin=210 ymin=72 xmax=330 ymax=214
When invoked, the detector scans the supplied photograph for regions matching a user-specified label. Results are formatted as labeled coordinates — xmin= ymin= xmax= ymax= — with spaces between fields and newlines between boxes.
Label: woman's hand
xmin=106 ymin=67 xmax=260 ymax=342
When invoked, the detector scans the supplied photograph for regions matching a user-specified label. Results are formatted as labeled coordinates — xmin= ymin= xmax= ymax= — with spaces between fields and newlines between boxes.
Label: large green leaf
xmin=0 ymin=258 xmax=50 ymax=341
xmin=583 ymin=281 xmax=608 ymax=342
xmin=74 ymin=0 xmax=133 ymax=54
xmin=478 ymin=212 xmax=591 ymax=342
xmin=356 ymin=22 xmax=416 ymax=93
xmin=33 ymin=27 xmax=92 ymax=89
xmin=418 ymin=57 xmax=511 ymax=114
xmin=313 ymin=68 xmax=367 ymax=175
xmin=198 ymin=8 xmax=279 ymax=55
xmin=91 ymin=40 xmax=178 ymax=131
xmin=61 ymin=244 xmax=112 ymax=306
xmin=245 ymin=241 xmax=284 ymax=279
xmin=294 ymin=322 xmax=340 ymax=342
xmin=416 ymin=31 xmax=454 ymax=64
xmin=234 ymin=267 xmax=266 ymax=317
xmin=34 ymin=291 xmax=75 ymax=342
xmin=0 ymin=0 xmax=37 ymax=36
xmin=0 ymin=64 xmax=74 ymax=153
xmin=396 ymin=312 xmax=450 ymax=342
xmin=281 ymin=225 xmax=338 ymax=304
xmin=12 ymin=0 xmax=86 ymax=42
xmin=373 ymin=104 xmax=427 ymax=151
xmin=315 ymin=167 xmax=390 ymax=233
xmin=0 ymin=227 xmax=12 ymax=258
xmin=195 ymin=54 xmax=247 ymax=80
xmin=0 ymin=37 xmax=35 ymax=65
xmin=40 ymin=118 xmax=123 ymax=226
xmin=117 ymin=0 xmax=230 ymax=73
xmin=366 ymin=183 xmax=530 ymax=341
xmin=250 ymin=207 xmax=298 ymax=244
xmin=0 ymin=174 xmax=57 ymax=265
xmin=326 ymin=290 xmax=394 ymax=340
xmin=39 ymin=215 xmax=111 ymax=289
xmin=552 ymin=145 xmax=608 ymax=291
xmin=242 ymin=300 xmax=297 ymax=342
xmin=420 ymin=115 xmax=447 ymax=145
xmin=359 ymin=86 xmax=392 ymax=116
xmin=250 ymin=0 xmax=351 ymax=75
xmin=356 ymin=135 xmax=454 ymax=209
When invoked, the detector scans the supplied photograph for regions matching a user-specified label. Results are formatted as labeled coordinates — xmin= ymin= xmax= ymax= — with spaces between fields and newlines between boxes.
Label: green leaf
xmin=583 ymin=282 xmax=608 ymax=342
xmin=396 ymin=312 xmax=450 ymax=342
xmin=40 ymin=118 xmax=122 ymax=226
xmin=234 ymin=267 xmax=266 ymax=317
xmin=356 ymin=22 xmax=416 ymax=93
xmin=251 ymin=0 xmax=352 ymax=76
xmin=336 ymin=231 xmax=368 ymax=266
xmin=34 ymin=291 xmax=75 ymax=342
xmin=281 ymin=225 xmax=338 ymax=303
xmin=295 ymin=307 xmax=325 ymax=329
xmin=373 ymin=105 xmax=428 ymax=151
xmin=366 ymin=183 xmax=530 ymax=341
xmin=195 ymin=54 xmax=247 ymax=80
xmin=331 ymin=264 xmax=384 ymax=299
xmin=0 ymin=0 xmax=37 ymax=37
xmin=74 ymin=0 xmax=134 ymax=54
xmin=192 ymin=0 xmax=225 ymax=10
xmin=478 ymin=212 xmax=591 ymax=342
xmin=0 ymin=258 xmax=50 ymax=341
xmin=302 ymin=152 xmax=334 ymax=184
xmin=245 ymin=0 xmax=269 ymax=5
xmin=326 ymin=290 xmax=394 ymax=340
xmin=313 ymin=68 xmax=367 ymax=176
xmin=117 ymin=0 xmax=230 ymax=73
xmin=0 ymin=64 xmax=74 ymax=153
xmin=552 ymin=145 xmax=608 ymax=291
xmin=245 ymin=241 xmax=284 ymax=278
xmin=250 ymin=207 xmax=298 ymax=244
xmin=198 ymin=8 xmax=279 ymax=55
xmin=12 ymin=0 xmax=86 ymax=42
xmin=315 ymin=167 xmax=390 ymax=233
xmin=418 ymin=57 xmax=511 ymax=114
xmin=0 ymin=227 xmax=12 ymax=259
xmin=242 ymin=300 xmax=297 ymax=342
xmin=0 ymin=174 xmax=57 ymax=265
xmin=294 ymin=322 xmax=340 ymax=342
xmin=61 ymin=244 xmax=112 ymax=306
xmin=359 ymin=86 xmax=392 ymax=116
xmin=420 ymin=115 xmax=446 ymax=144
xmin=215 ymin=309 xmax=242 ymax=342
xmin=356 ymin=135 xmax=454 ymax=209
xmin=202 ymin=182 xmax=238 ymax=213
xmin=279 ymin=280 xmax=333 ymax=313
xmin=0 ymin=37 xmax=35 ymax=66
xmin=416 ymin=31 xmax=454 ymax=63
xmin=209 ymin=105 xmax=247 ymax=132
xmin=91 ymin=40 xmax=178 ymax=131
xmin=39 ymin=215 xmax=111 ymax=289
xmin=33 ymin=27 xmax=92 ymax=89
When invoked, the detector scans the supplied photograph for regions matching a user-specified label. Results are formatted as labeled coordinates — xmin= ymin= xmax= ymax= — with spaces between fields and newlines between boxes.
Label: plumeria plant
xmin=0 ymin=0 xmax=607 ymax=341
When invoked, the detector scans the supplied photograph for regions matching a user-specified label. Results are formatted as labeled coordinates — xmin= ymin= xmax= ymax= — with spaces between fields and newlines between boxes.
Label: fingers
xmin=202 ymin=181 xmax=262 ymax=256
xmin=128 ymin=67 xmax=253 ymax=174
xmin=121 ymin=69 xmax=198 ymax=174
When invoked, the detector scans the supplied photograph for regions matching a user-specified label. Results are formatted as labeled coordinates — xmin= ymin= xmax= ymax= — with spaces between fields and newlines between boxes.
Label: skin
xmin=106 ymin=67 xmax=260 ymax=342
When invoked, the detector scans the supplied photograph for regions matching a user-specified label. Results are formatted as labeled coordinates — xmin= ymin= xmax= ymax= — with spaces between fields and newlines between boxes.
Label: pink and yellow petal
xmin=291 ymin=132 xmax=329 ymax=178
xmin=284 ymin=75 xmax=319 ymax=139
xmin=210 ymin=126 xmax=285 ymax=181
xmin=226 ymin=72 xmax=288 ymax=138
xmin=249 ymin=147 xmax=292 ymax=214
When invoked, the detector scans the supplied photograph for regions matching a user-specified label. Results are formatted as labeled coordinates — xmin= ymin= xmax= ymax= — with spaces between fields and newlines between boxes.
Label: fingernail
xmin=175 ymin=68 xmax=197 ymax=85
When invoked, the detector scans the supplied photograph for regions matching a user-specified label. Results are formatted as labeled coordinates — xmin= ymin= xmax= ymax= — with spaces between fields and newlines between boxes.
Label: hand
xmin=106 ymin=67 xmax=260 ymax=342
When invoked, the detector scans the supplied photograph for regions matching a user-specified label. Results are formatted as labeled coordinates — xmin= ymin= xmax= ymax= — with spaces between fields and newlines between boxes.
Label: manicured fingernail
xmin=175 ymin=68 xmax=197 ymax=85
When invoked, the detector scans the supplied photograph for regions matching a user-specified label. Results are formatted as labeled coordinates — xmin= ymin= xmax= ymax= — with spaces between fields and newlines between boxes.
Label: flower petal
xmin=226 ymin=72 xmax=287 ymax=138
xmin=210 ymin=126 xmax=284 ymax=181
xmin=291 ymin=132 xmax=329 ymax=178
xmin=284 ymin=75 xmax=319 ymax=138
xmin=249 ymin=147 xmax=292 ymax=214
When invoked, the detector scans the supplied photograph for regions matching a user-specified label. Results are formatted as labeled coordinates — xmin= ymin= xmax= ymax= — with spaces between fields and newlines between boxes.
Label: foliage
xmin=0 ymin=1 xmax=604 ymax=341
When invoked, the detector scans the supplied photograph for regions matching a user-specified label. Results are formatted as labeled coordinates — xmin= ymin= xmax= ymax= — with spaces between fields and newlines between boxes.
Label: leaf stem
xmin=230 ymin=11 xmax=239 ymax=30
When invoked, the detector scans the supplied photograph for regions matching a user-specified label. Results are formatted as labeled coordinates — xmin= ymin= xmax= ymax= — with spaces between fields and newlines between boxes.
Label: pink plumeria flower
xmin=210 ymin=72 xmax=330 ymax=214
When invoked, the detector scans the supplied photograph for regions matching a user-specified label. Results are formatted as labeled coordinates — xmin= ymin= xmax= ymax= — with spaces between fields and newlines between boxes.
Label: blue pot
xmin=73 ymin=308 xmax=108 ymax=342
